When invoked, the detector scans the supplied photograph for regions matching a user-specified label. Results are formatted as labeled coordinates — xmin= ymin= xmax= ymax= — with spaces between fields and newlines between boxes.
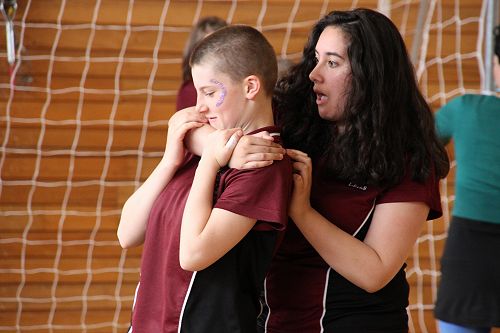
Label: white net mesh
xmin=0 ymin=1 xmax=489 ymax=332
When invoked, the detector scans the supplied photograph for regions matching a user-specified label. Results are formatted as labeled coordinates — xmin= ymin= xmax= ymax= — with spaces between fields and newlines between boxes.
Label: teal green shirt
xmin=435 ymin=94 xmax=500 ymax=224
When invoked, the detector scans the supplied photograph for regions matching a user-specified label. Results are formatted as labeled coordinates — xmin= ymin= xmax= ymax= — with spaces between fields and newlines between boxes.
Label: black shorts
xmin=434 ymin=216 xmax=500 ymax=327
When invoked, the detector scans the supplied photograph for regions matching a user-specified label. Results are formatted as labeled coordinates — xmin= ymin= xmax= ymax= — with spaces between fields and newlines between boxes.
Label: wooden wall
xmin=0 ymin=0 xmax=491 ymax=332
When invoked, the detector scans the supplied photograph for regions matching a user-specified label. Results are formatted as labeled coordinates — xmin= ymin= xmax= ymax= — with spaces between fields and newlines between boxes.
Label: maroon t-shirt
xmin=261 ymin=162 xmax=442 ymax=333
xmin=131 ymin=127 xmax=292 ymax=333
xmin=176 ymin=80 xmax=197 ymax=111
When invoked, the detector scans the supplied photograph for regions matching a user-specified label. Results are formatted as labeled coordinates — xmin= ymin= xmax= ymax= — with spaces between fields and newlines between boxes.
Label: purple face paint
xmin=210 ymin=79 xmax=227 ymax=107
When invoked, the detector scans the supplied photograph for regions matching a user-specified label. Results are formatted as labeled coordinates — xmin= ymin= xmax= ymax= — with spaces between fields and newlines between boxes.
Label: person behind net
xmin=176 ymin=16 xmax=227 ymax=111
xmin=433 ymin=24 xmax=500 ymax=333
xmin=178 ymin=7 xmax=450 ymax=332
xmin=117 ymin=25 xmax=293 ymax=333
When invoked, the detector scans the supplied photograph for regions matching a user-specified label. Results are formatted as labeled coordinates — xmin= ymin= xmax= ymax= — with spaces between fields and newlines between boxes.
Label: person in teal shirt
xmin=434 ymin=25 xmax=500 ymax=333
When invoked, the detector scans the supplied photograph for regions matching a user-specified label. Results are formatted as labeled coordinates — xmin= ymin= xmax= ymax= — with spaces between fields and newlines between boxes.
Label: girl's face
xmin=309 ymin=26 xmax=351 ymax=125
xmin=192 ymin=62 xmax=247 ymax=130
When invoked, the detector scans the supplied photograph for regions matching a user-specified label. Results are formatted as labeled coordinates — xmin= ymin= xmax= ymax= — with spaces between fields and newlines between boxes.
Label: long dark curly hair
xmin=274 ymin=8 xmax=449 ymax=187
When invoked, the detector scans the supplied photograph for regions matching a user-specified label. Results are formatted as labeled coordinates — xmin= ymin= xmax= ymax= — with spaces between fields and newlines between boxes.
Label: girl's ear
xmin=244 ymin=75 xmax=260 ymax=99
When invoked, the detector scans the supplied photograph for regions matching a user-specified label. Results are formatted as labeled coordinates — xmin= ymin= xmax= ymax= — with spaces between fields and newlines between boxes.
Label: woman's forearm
xmin=292 ymin=202 xmax=427 ymax=293
xmin=292 ymin=208 xmax=388 ymax=292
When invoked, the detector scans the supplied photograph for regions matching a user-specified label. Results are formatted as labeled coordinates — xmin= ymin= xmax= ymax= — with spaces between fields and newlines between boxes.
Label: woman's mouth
xmin=315 ymin=93 xmax=327 ymax=105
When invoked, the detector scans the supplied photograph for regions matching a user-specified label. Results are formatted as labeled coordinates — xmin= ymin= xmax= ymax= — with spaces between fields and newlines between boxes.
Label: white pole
xmin=484 ymin=0 xmax=499 ymax=92
xmin=0 ymin=0 xmax=17 ymax=65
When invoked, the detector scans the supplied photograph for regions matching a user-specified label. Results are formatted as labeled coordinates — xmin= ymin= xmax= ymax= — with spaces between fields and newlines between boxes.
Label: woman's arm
xmin=117 ymin=111 xmax=205 ymax=248
xmin=287 ymin=149 xmax=428 ymax=293
xmin=180 ymin=129 xmax=258 ymax=271
xmin=434 ymin=98 xmax=458 ymax=145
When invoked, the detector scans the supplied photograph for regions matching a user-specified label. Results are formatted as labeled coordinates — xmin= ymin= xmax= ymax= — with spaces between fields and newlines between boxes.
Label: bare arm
xmin=117 ymin=111 xmax=206 ymax=248
xmin=287 ymin=149 xmax=428 ymax=293
xmin=180 ymin=129 xmax=257 ymax=271
xmin=180 ymin=106 xmax=215 ymax=156
xmin=179 ymin=106 xmax=286 ymax=168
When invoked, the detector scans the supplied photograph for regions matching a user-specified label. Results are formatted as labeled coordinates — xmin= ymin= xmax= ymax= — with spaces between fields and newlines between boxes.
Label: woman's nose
xmin=309 ymin=64 xmax=321 ymax=83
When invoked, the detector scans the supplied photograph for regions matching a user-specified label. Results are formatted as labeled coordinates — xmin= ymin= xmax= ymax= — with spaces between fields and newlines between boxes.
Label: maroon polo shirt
xmin=261 ymin=161 xmax=442 ymax=333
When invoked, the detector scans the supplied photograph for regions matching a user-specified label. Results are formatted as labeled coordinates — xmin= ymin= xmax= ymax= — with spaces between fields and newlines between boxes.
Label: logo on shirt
xmin=348 ymin=182 xmax=367 ymax=191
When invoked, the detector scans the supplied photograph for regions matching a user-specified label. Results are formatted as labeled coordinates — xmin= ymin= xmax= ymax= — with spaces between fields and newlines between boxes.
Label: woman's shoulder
xmin=379 ymin=161 xmax=442 ymax=220
xmin=449 ymin=93 xmax=499 ymax=107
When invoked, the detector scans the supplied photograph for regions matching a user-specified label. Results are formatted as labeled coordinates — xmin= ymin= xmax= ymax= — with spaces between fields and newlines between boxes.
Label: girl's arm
xmin=180 ymin=129 xmax=258 ymax=271
xmin=117 ymin=111 xmax=206 ymax=248
xmin=287 ymin=149 xmax=428 ymax=293
xmin=178 ymin=107 xmax=286 ymax=168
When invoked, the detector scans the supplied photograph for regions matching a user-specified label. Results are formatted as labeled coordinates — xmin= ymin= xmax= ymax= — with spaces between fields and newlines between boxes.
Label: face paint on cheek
xmin=210 ymin=79 xmax=227 ymax=107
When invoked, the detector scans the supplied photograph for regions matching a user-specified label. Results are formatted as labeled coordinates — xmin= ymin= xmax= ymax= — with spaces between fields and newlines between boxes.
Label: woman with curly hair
xmin=247 ymin=8 xmax=448 ymax=332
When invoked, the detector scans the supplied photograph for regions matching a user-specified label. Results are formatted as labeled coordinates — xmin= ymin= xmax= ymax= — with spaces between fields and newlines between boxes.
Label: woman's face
xmin=309 ymin=26 xmax=351 ymax=125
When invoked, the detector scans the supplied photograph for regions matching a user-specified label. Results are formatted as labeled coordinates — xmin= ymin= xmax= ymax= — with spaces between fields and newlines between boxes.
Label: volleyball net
xmin=0 ymin=0 xmax=492 ymax=332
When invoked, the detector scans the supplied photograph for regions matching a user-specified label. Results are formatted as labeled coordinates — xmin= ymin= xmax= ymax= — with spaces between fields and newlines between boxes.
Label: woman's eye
xmin=205 ymin=91 xmax=215 ymax=97
xmin=327 ymin=60 xmax=337 ymax=68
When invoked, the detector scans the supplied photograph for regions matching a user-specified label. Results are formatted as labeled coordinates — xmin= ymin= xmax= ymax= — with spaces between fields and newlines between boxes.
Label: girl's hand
xmin=202 ymin=128 xmax=243 ymax=170
xmin=228 ymin=132 xmax=286 ymax=169
xmin=163 ymin=107 xmax=207 ymax=167
xmin=287 ymin=149 xmax=313 ymax=221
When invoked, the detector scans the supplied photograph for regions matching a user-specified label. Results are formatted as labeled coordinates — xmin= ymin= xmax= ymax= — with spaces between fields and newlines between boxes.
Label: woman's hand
xmin=202 ymin=128 xmax=243 ymax=170
xmin=228 ymin=132 xmax=286 ymax=169
xmin=287 ymin=149 xmax=313 ymax=221
xmin=163 ymin=107 xmax=207 ymax=167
